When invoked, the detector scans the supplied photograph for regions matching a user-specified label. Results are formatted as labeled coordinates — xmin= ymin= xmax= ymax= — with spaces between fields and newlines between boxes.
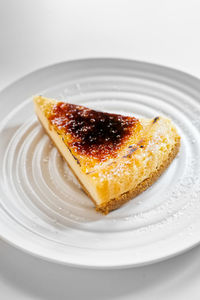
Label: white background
xmin=1 ymin=0 xmax=200 ymax=299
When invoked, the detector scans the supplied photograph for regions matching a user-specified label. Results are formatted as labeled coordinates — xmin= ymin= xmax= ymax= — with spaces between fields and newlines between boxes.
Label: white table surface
xmin=1 ymin=0 xmax=200 ymax=299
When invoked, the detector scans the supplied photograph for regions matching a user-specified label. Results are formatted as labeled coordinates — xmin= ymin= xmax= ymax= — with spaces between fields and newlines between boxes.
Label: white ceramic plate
xmin=0 ymin=59 xmax=200 ymax=269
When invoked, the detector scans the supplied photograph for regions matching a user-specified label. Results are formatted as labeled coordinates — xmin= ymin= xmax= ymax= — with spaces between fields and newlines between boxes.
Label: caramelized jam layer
xmin=49 ymin=102 xmax=139 ymax=160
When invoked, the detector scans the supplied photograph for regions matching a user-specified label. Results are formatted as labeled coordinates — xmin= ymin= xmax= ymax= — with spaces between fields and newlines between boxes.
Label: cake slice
xmin=34 ymin=96 xmax=180 ymax=214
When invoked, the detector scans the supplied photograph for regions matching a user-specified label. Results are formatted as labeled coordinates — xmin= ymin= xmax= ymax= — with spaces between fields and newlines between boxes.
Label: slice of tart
xmin=34 ymin=96 xmax=180 ymax=214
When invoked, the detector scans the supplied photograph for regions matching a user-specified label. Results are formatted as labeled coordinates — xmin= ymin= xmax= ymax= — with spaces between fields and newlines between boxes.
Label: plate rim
xmin=1 ymin=57 xmax=200 ymax=95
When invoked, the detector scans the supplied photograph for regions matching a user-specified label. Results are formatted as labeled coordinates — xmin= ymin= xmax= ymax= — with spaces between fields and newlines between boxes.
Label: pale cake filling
xmin=35 ymin=102 xmax=103 ymax=205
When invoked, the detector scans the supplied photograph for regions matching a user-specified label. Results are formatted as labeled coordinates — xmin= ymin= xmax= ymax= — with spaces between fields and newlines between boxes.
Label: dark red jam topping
xmin=49 ymin=102 xmax=138 ymax=160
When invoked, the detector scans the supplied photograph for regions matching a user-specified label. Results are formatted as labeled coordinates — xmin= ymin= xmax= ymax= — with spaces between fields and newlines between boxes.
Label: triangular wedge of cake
xmin=34 ymin=96 xmax=180 ymax=214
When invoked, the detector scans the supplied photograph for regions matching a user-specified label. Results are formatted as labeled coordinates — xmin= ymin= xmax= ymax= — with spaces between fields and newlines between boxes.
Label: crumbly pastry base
xmin=97 ymin=138 xmax=180 ymax=214
xmin=38 ymin=116 xmax=180 ymax=215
